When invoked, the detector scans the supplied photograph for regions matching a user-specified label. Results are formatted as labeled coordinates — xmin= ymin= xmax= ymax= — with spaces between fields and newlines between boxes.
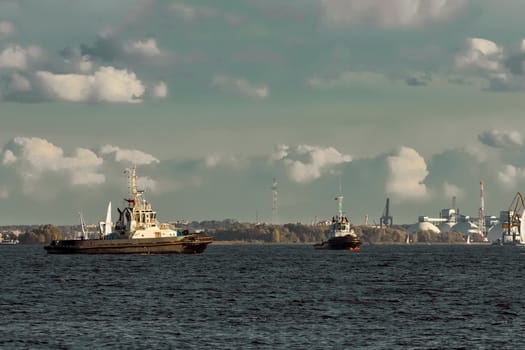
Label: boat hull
xmin=314 ymin=235 xmax=362 ymax=250
xmin=44 ymin=234 xmax=212 ymax=254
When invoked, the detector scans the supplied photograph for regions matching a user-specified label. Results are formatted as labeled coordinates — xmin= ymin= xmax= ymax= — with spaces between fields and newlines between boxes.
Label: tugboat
xmin=314 ymin=193 xmax=361 ymax=250
xmin=44 ymin=166 xmax=212 ymax=254
xmin=0 ymin=233 xmax=19 ymax=245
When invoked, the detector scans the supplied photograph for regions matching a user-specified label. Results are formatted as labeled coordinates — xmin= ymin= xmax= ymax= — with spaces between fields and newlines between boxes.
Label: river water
xmin=1 ymin=244 xmax=524 ymax=349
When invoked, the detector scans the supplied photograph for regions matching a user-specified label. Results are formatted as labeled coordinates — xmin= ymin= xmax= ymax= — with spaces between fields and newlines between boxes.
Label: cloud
xmin=35 ymin=66 xmax=146 ymax=103
xmin=123 ymin=37 xmax=161 ymax=57
xmin=0 ymin=44 xmax=42 ymax=70
xmin=497 ymin=164 xmax=525 ymax=188
xmin=204 ymin=154 xmax=243 ymax=169
xmin=150 ymin=81 xmax=168 ymax=98
xmin=454 ymin=37 xmax=525 ymax=92
xmin=2 ymin=137 xmax=105 ymax=188
xmin=137 ymin=176 xmax=157 ymax=193
xmin=486 ymin=74 xmax=525 ymax=91
xmin=443 ymin=181 xmax=465 ymax=199
xmin=101 ymin=145 xmax=159 ymax=165
xmin=80 ymin=35 xmax=123 ymax=62
xmin=455 ymin=38 xmax=503 ymax=73
xmin=320 ymin=0 xmax=468 ymax=28
xmin=60 ymin=48 xmax=95 ymax=73
xmin=386 ymin=146 xmax=428 ymax=201
xmin=2 ymin=149 xmax=16 ymax=165
xmin=504 ymin=41 xmax=525 ymax=75
xmin=405 ymin=72 xmax=432 ymax=86
xmin=1 ymin=72 xmax=32 ymax=96
xmin=270 ymin=144 xmax=290 ymax=161
xmin=424 ymin=146 xmax=489 ymax=200
xmin=170 ymin=3 xmax=199 ymax=20
xmin=211 ymin=75 xmax=269 ymax=99
xmin=274 ymin=144 xmax=352 ymax=183
xmin=0 ymin=42 xmax=166 ymax=102
xmin=0 ymin=20 xmax=15 ymax=39
xmin=478 ymin=129 xmax=523 ymax=149
xmin=80 ymin=34 xmax=170 ymax=66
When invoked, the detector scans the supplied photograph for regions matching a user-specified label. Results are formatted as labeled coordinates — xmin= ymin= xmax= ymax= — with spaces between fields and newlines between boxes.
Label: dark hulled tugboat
xmin=44 ymin=166 xmax=212 ymax=254
xmin=314 ymin=193 xmax=361 ymax=250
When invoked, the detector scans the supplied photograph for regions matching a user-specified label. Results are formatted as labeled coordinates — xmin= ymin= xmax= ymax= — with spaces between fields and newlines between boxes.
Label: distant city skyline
xmin=2 ymin=1 xmax=525 ymax=225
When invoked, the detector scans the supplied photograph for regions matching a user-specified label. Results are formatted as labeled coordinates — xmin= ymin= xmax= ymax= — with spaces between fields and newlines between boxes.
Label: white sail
xmin=105 ymin=201 xmax=112 ymax=235
xmin=99 ymin=201 xmax=113 ymax=236
xmin=79 ymin=211 xmax=87 ymax=238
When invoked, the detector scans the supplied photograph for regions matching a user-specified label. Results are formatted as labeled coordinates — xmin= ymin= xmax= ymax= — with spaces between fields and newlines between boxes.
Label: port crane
xmin=380 ymin=198 xmax=393 ymax=227
xmin=505 ymin=192 xmax=525 ymax=243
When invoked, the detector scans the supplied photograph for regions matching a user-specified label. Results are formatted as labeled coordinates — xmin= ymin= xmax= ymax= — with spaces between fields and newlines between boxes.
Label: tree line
xmin=2 ymin=221 xmax=469 ymax=245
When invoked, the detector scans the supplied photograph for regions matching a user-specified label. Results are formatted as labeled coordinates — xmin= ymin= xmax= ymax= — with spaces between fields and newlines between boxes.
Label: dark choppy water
xmin=1 ymin=244 xmax=524 ymax=349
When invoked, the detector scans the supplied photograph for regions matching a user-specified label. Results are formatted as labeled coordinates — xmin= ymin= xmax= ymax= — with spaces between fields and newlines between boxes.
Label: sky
xmin=2 ymin=0 xmax=525 ymax=226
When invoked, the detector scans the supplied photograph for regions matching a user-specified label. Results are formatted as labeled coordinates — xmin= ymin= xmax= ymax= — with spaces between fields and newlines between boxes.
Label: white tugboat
xmin=45 ymin=166 xmax=212 ymax=254
xmin=314 ymin=193 xmax=361 ymax=250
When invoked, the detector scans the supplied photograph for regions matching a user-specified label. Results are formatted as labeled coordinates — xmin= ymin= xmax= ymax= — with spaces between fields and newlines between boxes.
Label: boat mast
xmin=128 ymin=166 xmax=138 ymax=201
xmin=336 ymin=194 xmax=344 ymax=220
xmin=336 ymin=177 xmax=344 ymax=220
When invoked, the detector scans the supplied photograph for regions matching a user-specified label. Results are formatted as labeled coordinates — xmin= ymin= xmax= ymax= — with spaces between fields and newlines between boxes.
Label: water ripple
xmin=0 ymin=244 xmax=524 ymax=349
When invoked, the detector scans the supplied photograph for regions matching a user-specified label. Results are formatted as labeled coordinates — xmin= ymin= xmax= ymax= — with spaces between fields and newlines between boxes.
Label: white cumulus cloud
xmin=0 ymin=44 xmax=42 ymax=70
xmin=276 ymin=144 xmax=352 ymax=183
xmin=35 ymin=66 xmax=145 ymax=103
xmin=453 ymin=37 xmax=525 ymax=92
xmin=270 ymin=144 xmax=290 ymax=161
xmin=497 ymin=164 xmax=525 ymax=188
xmin=455 ymin=38 xmax=503 ymax=73
xmin=2 ymin=149 xmax=16 ymax=165
xmin=386 ymin=146 xmax=428 ymax=201
xmin=101 ymin=145 xmax=159 ymax=165
xmin=3 ymin=137 xmax=105 ymax=187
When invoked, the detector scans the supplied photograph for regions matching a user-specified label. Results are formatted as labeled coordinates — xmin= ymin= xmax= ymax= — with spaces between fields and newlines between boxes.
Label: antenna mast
xmin=478 ymin=180 xmax=485 ymax=237
xmin=335 ymin=193 xmax=344 ymax=220
xmin=335 ymin=176 xmax=344 ymax=220
xmin=272 ymin=178 xmax=278 ymax=224
xmin=126 ymin=166 xmax=138 ymax=199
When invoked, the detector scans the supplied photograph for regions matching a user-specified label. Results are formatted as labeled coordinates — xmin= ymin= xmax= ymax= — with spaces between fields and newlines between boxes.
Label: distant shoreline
xmin=211 ymin=241 xmax=492 ymax=246
xmin=211 ymin=241 xmax=301 ymax=245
